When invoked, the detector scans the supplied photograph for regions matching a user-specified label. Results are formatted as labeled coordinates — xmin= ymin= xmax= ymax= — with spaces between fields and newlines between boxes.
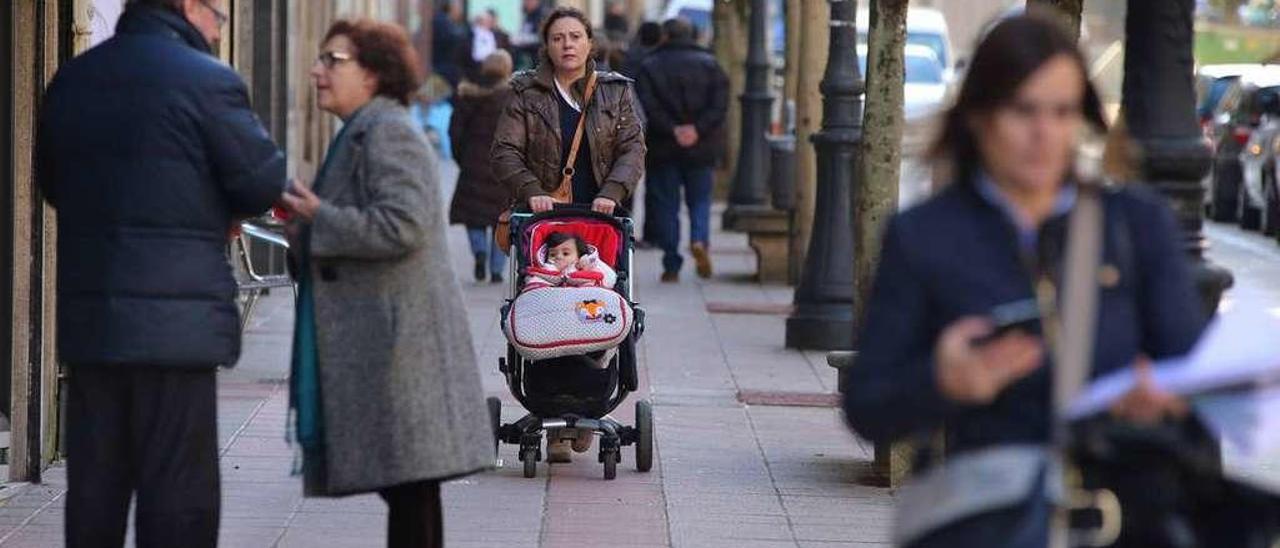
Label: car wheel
xmin=1265 ymin=171 xmax=1280 ymax=237
xmin=1239 ymin=176 xmax=1262 ymax=230
xmin=1210 ymin=161 xmax=1239 ymax=222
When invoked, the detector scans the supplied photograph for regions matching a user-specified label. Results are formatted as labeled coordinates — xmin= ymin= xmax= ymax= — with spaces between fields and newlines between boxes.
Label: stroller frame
xmin=490 ymin=206 xmax=653 ymax=480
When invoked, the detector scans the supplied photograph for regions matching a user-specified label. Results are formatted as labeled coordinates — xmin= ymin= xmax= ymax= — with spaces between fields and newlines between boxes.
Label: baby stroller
xmin=489 ymin=205 xmax=652 ymax=480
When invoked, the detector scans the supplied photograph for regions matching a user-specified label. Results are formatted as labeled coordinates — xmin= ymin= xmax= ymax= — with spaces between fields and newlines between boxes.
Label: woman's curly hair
xmin=325 ymin=19 xmax=423 ymax=106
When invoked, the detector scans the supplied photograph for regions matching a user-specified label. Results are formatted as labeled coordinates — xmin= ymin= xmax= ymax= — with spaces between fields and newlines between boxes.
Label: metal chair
xmin=233 ymin=219 xmax=294 ymax=333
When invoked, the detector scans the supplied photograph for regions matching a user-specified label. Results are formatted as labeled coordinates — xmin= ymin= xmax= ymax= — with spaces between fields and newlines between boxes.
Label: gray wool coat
xmin=300 ymin=96 xmax=493 ymax=496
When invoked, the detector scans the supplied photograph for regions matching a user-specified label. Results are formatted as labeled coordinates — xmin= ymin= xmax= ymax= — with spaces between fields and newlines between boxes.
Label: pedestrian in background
xmin=635 ymin=18 xmax=729 ymax=282
xmin=460 ymin=10 xmax=511 ymax=83
xmin=281 ymin=19 xmax=492 ymax=548
xmin=432 ymin=0 xmax=467 ymax=89
xmin=450 ymin=50 xmax=516 ymax=283
xmin=36 ymin=0 xmax=285 ymax=545
xmin=513 ymin=0 xmax=550 ymax=70
xmin=619 ymin=21 xmax=663 ymax=247
xmin=617 ymin=21 xmax=661 ymax=81
xmin=604 ymin=0 xmax=630 ymax=44
xmin=842 ymin=14 xmax=1212 ymax=547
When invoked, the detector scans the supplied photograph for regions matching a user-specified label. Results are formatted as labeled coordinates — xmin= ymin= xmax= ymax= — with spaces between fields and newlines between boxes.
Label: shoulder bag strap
xmin=1051 ymin=183 xmax=1104 ymax=420
xmin=555 ymin=71 xmax=599 ymax=202
xmin=1044 ymin=183 xmax=1122 ymax=548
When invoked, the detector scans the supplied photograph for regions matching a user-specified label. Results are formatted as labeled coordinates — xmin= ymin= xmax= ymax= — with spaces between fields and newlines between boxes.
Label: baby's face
xmin=548 ymin=240 xmax=581 ymax=270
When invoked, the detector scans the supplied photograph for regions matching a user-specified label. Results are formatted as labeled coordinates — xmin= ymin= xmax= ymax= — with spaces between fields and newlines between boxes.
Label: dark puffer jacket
xmin=634 ymin=40 xmax=730 ymax=167
xmin=36 ymin=6 xmax=285 ymax=368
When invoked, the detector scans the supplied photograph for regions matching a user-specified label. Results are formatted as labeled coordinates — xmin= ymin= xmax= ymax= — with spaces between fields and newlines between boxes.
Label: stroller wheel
xmin=487 ymin=397 xmax=502 ymax=458
xmin=635 ymin=399 xmax=654 ymax=473
xmin=521 ymin=447 xmax=538 ymax=479
xmin=602 ymin=450 xmax=618 ymax=480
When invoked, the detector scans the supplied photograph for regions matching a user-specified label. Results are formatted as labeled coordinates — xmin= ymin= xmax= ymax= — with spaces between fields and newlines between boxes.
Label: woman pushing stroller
xmin=491 ymin=6 xmax=644 ymax=465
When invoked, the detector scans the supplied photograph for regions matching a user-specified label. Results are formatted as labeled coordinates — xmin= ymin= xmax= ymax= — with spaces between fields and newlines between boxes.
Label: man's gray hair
xmin=127 ymin=0 xmax=184 ymax=11
xmin=662 ymin=18 xmax=694 ymax=43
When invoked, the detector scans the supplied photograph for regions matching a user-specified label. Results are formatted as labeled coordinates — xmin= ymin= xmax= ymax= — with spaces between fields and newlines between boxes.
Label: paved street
xmin=0 ymin=158 xmax=1276 ymax=546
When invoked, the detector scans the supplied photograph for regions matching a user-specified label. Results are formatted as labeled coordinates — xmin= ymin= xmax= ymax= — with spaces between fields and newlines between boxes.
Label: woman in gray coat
xmin=280 ymin=19 xmax=492 ymax=548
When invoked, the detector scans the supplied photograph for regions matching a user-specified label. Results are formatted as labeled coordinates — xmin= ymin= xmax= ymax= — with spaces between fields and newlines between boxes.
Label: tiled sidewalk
xmin=0 ymin=162 xmax=894 ymax=547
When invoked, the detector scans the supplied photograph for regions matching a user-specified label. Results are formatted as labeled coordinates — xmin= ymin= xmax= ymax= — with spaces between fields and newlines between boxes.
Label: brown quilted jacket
xmin=491 ymin=61 xmax=646 ymax=205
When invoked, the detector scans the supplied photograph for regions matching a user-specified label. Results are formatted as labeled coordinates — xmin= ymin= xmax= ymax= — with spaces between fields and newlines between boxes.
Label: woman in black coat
xmin=449 ymin=50 xmax=515 ymax=282
xmin=842 ymin=14 xmax=1209 ymax=547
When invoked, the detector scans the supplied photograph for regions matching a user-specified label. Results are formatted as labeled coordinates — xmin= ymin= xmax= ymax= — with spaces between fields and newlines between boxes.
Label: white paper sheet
xmin=1067 ymin=306 xmax=1280 ymax=423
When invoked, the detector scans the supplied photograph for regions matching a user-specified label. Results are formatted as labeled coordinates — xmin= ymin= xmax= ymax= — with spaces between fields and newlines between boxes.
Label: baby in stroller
xmin=523 ymin=231 xmax=617 ymax=291
xmin=496 ymin=209 xmax=652 ymax=477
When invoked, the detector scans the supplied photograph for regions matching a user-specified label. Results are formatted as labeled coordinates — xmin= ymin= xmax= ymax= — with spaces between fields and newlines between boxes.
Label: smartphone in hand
xmin=971 ymin=299 xmax=1041 ymax=347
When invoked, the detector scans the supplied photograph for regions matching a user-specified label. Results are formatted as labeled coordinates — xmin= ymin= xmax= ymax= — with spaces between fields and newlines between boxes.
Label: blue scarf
xmin=288 ymin=119 xmax=356 ymax=466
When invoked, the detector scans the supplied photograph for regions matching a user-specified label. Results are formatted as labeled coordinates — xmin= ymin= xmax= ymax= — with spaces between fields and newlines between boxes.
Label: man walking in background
xmin=619 ymin=21 xmax=664 ymax=247
xmin=513 ymin=0 xmax=550 ymax=69
xmin=635 ymin=18 xmax=729 ymax=282
xmin=36 ymin=0 xmax=284 ymax=545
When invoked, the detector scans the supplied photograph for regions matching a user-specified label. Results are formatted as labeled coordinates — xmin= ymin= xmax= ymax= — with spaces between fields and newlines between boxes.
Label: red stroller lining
xmin=526 ymin=219 xmax=623 ymax=268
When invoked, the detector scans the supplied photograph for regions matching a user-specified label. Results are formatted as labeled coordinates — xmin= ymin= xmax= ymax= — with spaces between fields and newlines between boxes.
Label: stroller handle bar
xmin=513 ymin=202 xmax=632 ymax=219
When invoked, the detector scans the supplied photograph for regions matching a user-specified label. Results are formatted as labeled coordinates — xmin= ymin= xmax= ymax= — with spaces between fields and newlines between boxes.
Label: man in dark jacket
xmin=433 ymin=0 xmax=468 ymax=89
xmin=36 ymin=0 xmax=284 ymax=545
xmin=618 ymin=21 xmax=662 ymax=80
xmin=635 ymin=18 xmax=729 ymax=281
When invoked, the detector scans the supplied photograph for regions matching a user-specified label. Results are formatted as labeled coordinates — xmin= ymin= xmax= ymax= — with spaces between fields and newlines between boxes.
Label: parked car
xmin=857 ymin=8 xmax=955 ymax=84
xmin=1236 ymin=105 xmax=1280 ymax=237
xmin=857 ymin=44 xmax=950 ymax=120
xmin=1237 ymin=116 xmax=1280 ymax=231
xmin=1207 ymin=67 xmax=1280 ymax=223
xmin=1198 ymin=64 xmax=1261 ymax=129
xmin=1199 ymin=64 xmax=1262 ymax=217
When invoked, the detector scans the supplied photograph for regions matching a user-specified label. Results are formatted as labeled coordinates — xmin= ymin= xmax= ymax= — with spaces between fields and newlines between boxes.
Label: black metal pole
xmin=785 ymin=0 xmax=859 ymax=350
xmin=1123 ymin=0 xmax=1232 ymax=313
xmin=723 ymin=0 xmax=775 ymax=229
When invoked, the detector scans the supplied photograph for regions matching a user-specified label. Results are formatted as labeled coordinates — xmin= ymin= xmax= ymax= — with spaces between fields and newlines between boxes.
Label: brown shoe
xmin=571 ymin=428 xmax=593 ymax=453
xmin=547 ymin=430 xmax=572 ymax=463
xmin=661 ymin=271 xmax=679 ymax=283
xmin=691 ymin=243 xmax=712 ymax=279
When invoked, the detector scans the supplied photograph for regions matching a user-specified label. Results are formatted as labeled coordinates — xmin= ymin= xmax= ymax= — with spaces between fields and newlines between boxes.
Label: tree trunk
xmin=860 ymin=0 xmax=910 ymax=487
xmin=857 ymin=0 xmax=907 ymax=324
xmin=713 ymin=0 xmax=750 ymax=197
xmin=1027 ymin=0 xmax=1084 ymax=41
xmin=791 ymin=0 xmax=829 ymax=277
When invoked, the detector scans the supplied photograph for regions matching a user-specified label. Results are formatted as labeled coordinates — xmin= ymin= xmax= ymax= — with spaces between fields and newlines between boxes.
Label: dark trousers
xmin=378 ymin=480 xmax=443 ymax=548
xmin=65 ymin=365 xmax=220 ymax=548
xmin=648 ymin=163 xmax=714 ymax=273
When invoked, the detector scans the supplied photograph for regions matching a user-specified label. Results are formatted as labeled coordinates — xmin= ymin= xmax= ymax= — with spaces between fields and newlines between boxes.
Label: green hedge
xmin=1196 ymin=26 xmax=1280 ymax=64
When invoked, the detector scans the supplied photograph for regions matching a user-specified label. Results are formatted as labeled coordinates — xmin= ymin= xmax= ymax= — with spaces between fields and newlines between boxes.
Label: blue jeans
xmin=466 ymin=226 xmax=506 ymax=276
xmin=648 ymin=164 xmax=712 ymax=274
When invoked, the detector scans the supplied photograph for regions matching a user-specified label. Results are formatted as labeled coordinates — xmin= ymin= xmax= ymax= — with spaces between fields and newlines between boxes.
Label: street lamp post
xmin=723 ymin=0 xmax=775 ymax=230
xmin=785 ymin=0 xmax=859 ymax=350
xmin=1123 ymin=0 xmax=1232 ymax=312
